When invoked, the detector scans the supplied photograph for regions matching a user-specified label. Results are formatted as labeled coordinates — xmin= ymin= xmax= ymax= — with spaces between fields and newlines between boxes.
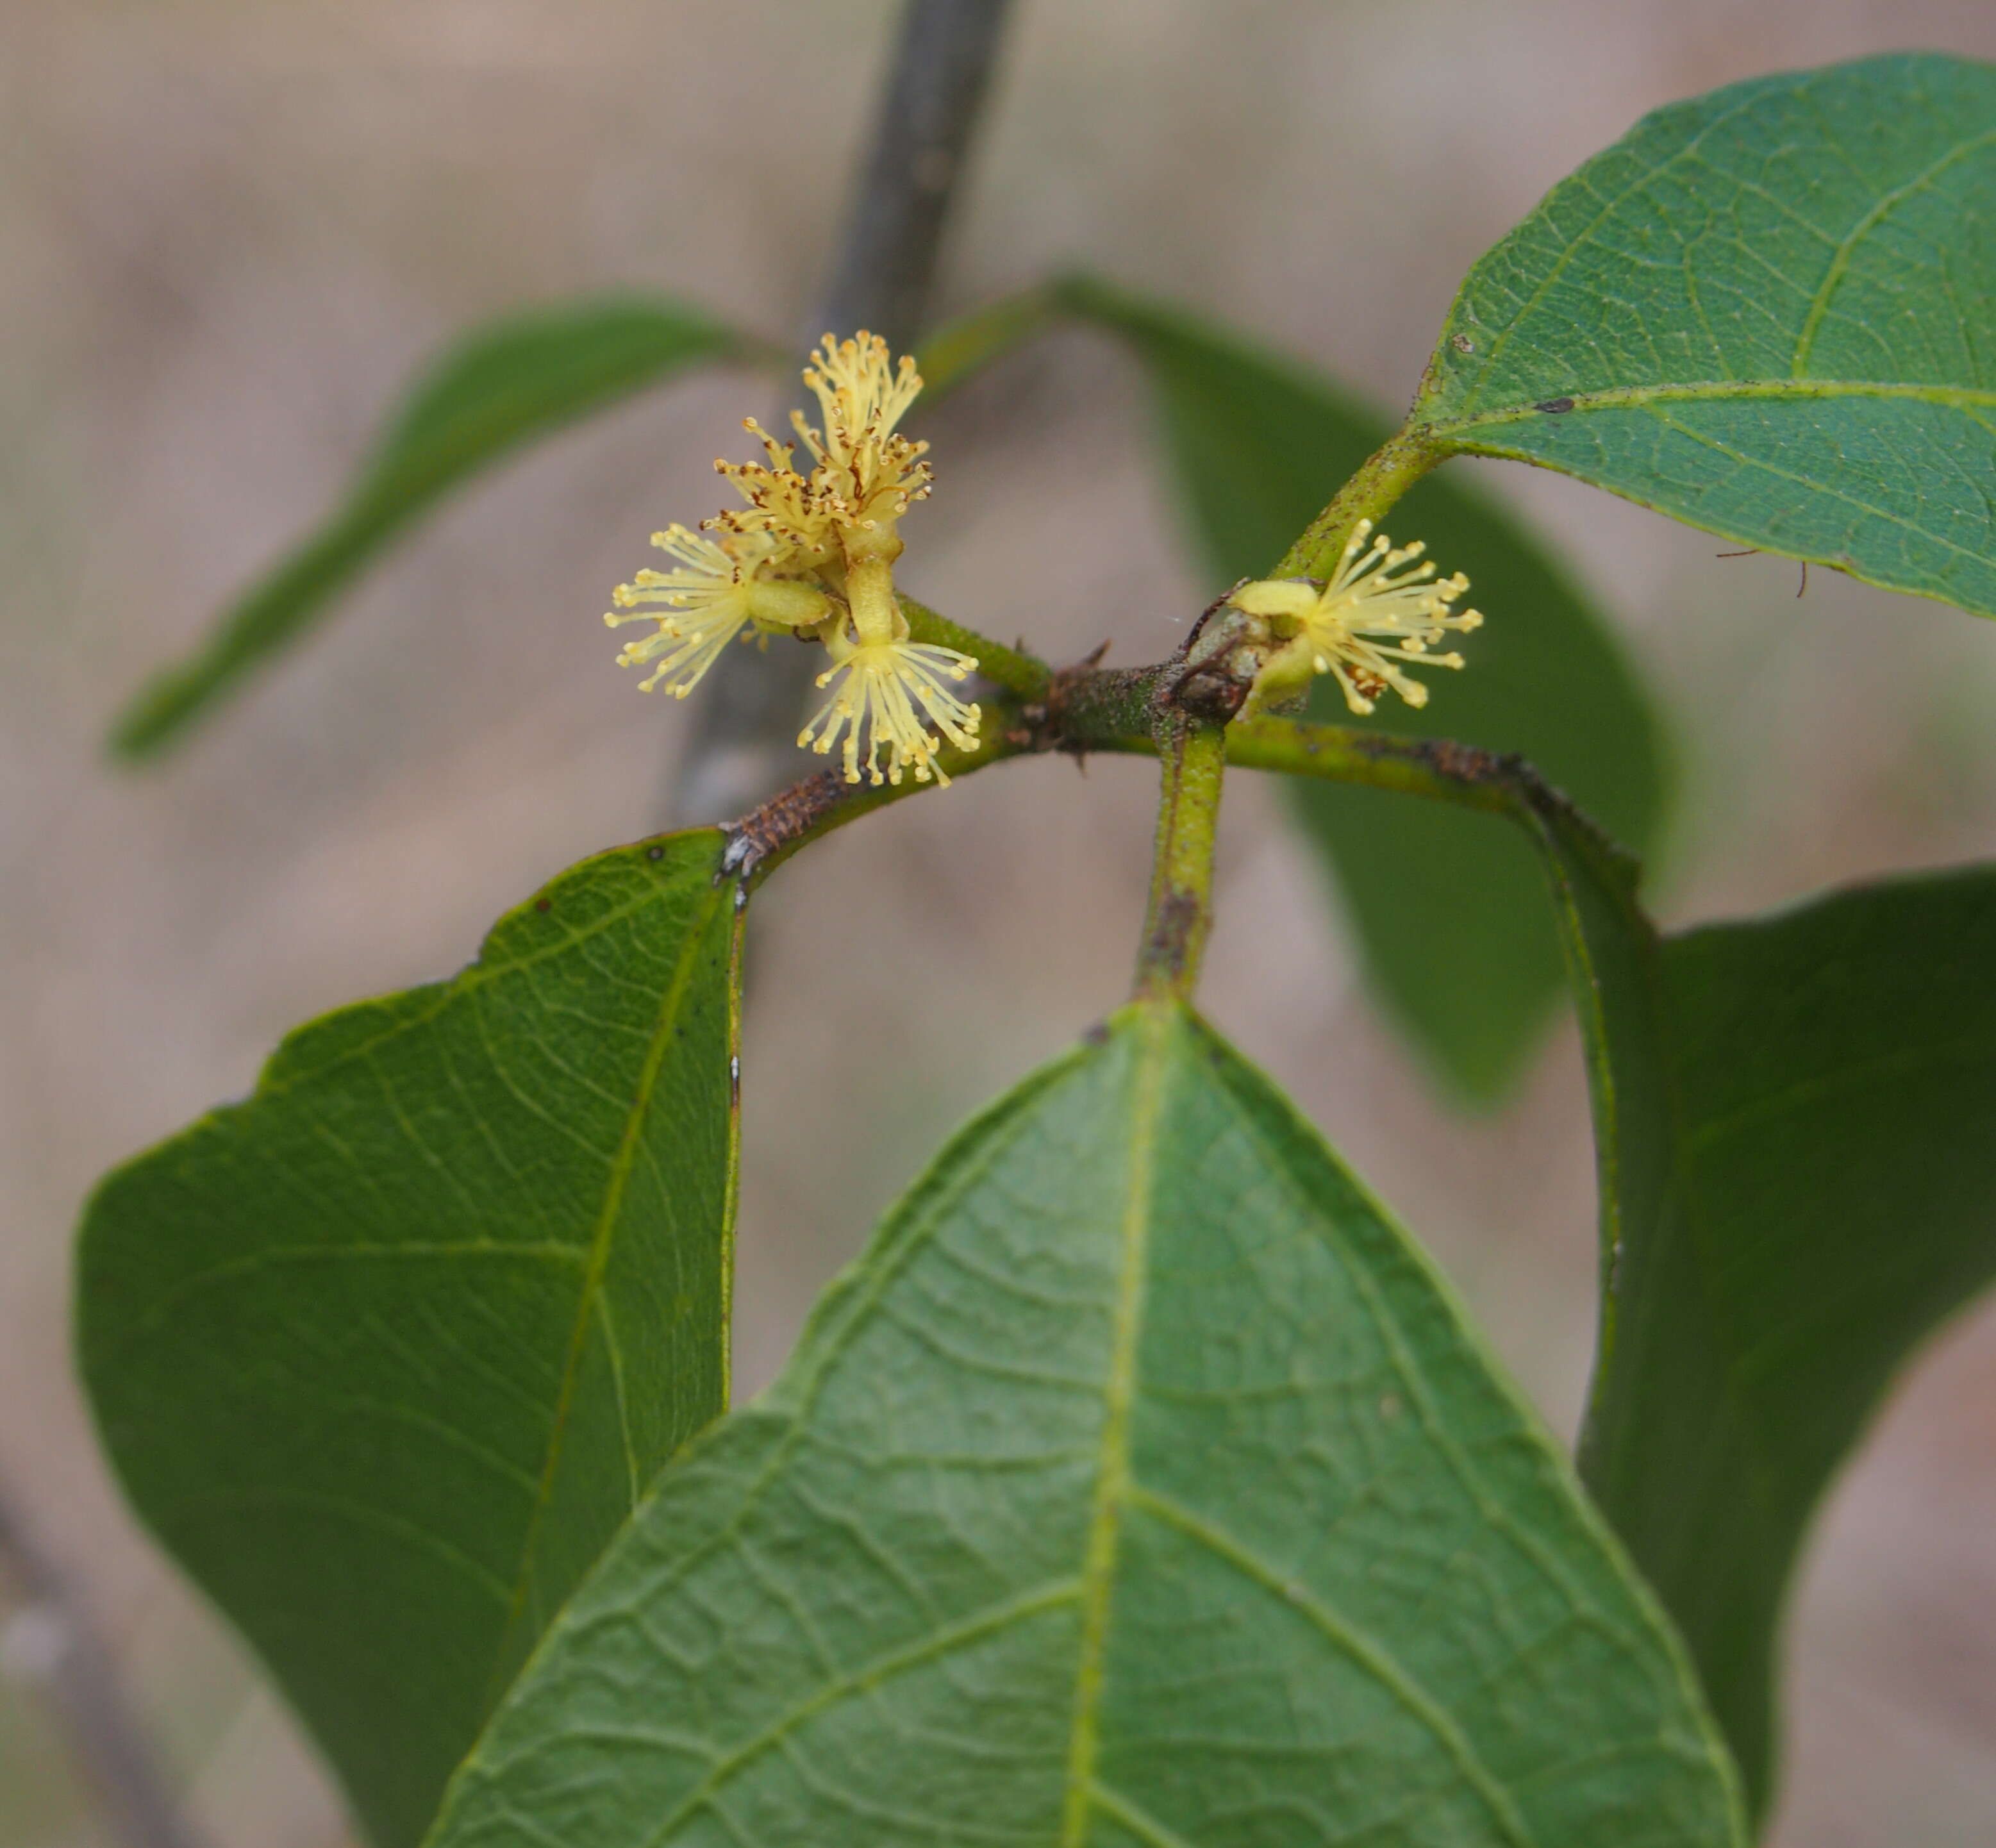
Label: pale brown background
xmin=6 ymin=3 xmax=1996 ymax=1844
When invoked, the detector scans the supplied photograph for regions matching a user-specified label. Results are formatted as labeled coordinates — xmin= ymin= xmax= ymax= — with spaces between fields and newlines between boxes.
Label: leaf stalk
xmin=1133 ymin=713 xmax=1227 ymax=1001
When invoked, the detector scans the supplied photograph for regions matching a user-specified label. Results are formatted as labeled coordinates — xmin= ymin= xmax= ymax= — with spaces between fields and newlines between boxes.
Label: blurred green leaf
xmin=1063 ymin=274 xmax=1668 ymax=1101
xmin=1418 ymin=54 xmax=1996 ymax=618
xmin=77 ymin=830 xmax=742 ymax=1848
xmin=1539 ymin=853 xmax=1996 ymax=1821
xmin=421 ymin=1000 xmax=1745 ymax=1848
xmin=112 ymin=298 xmax=754 ymax=759
xmin=913 ymin=283 xmax=1061 ymax=405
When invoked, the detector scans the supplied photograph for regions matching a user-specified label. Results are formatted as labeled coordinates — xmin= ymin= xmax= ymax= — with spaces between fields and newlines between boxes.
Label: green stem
xmin=729 ymin=695 xmax=1029 ymax=890
xmin=1272 ymin=429 xmax=1442 ymax=581
xmin=1228 ymin=717 xmax=1634 ymax=886
xmin=719 ymin=647 xmax=1638 ymax=924
xmin=1132 ymin=715 xmax=1227 ymax=1003
xmin=1046 ymin=662 xmax=1164 ymax=740
xmin=900 ymin=595 xmax=1051 ymax=699
xmin=1227 ymin=715 xmax=1515 ymax=816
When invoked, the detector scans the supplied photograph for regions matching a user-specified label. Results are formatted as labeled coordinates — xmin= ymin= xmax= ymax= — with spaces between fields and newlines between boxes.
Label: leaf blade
xmin=110 ymin=297 xmax=753 ymax=758
xmin=422 ymin=1003 xmax=1746 ymax=1848
xmin=1480 ymin=757 xmax=1996 ymax=1816
xmin=1418 ymin=53 xmax=1996 ymax=616
xmin=77 ymin=830 xmax=742 ymax=1847
xmin=1544 ymin=858 xmax=1996 ymax=1819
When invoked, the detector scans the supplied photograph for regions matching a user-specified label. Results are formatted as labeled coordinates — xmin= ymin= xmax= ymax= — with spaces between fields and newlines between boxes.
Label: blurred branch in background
xmin=665 ymin=0 xmax=1017 ymax=824
xmin=811 ymin=0 xmax=1015 ymax=354
xmin=0 ymin=1478 xmax=210 ymax=1848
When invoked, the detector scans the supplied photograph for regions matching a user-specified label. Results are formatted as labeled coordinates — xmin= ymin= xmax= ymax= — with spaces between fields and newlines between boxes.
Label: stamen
xmin=1229 ymin=525 xmax=1485 ymax=716
xmin=799 ymin=634 xmax=981 ymax=787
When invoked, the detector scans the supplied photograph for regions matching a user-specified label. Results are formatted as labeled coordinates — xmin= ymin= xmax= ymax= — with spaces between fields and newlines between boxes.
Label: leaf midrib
xmin=597 ymin=1011 xmax=1520 ymax=1845
xmin=1428 ymin=375 xmax=1996 ymax=442
xmin=1442 ymin=68 xmax=1996 ymax=420
xmin=431 ymin=1007 xmax=1754 ymax=1846
xmin=488 ymin=873 xmax=732 ymax=1681
xmin=1086 ymin=1017 xmax=1564 ymax=1846
xmin=1060 ymin=1007 xmax=1165 ymax=1847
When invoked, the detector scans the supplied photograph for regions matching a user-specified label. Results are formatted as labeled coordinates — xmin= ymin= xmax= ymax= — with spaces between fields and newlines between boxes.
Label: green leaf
xmin=1533 ymin=847 xmax=1996 ymax=1820
xmin=1062 ymin=275 xmax=1668 ymax=1101
xmin=111 ymin=298 xmax=754 ymax=759
xmin=1417 ymin=53 xmax=1996 ymax=618
xmin=76 ymin=830 xmax=743 ymax=1848
xmin=423 ymin=1002 xmax=1746 ymax=1848
xmin=914 ymin=283 xmax=1063 ymax=406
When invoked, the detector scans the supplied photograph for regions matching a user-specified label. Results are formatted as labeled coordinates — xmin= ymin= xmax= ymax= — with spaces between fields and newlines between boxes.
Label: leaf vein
xmin=1124 ymin=1485 xmax=1537 ymax=1848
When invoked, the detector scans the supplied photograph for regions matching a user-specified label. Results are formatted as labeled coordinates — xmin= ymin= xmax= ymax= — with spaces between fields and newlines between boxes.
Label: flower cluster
xmin=604 ymin=333 xmax=979 ymax=787
xmin=1227 ymin=520 xmax=1484 ymax=718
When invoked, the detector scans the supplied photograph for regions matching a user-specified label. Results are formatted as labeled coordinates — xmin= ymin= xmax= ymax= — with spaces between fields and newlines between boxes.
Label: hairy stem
xmin=727 ymin=698 xmax=1029 ymax=889
xmin=901 ymin=595 xmax=1050 ymax=700
xmin=1272 ymin=428 xmax=1442 ymax=581
xmin=1133 ymin=715 xmax=1227 ymax=1001
xmin=718 ymin=624 xmax=1636 ymax=925
xmin=1046 ymin=660 xmax=1165 ymax=741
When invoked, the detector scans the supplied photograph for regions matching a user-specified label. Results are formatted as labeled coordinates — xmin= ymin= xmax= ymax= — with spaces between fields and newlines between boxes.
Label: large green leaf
xmin=1251 ymin=742 xmax=1996 ymax=1817
xmin=1534 ymin=848 xmax=1996 ymax=1821
xmin=112 ymin=299 xmax=754 ymax=758
xmin=1416 ymin=54 xmax=1996 ymax=618
xmin=422 ymin=1001 xmax=1745 ymax=1848
xmin=77 ymin=830 xmax=743 ymax=1848
xmin=1063 ymin=276 xmax=1668 ymax=1101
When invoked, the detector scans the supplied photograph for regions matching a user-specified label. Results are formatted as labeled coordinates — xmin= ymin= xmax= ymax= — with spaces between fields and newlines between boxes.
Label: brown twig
xmin=717 ymin=617 xmax=1634 ymax=906
xmin=666 ymin=0 xmax=1018 ymax=825
xmin=0 ymin=1478 xmax=210 ymax=1848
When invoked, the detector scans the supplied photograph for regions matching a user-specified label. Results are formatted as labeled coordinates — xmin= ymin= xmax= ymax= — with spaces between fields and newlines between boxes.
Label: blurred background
xmin=6 ymin=2 xmax=1996 ymax=1844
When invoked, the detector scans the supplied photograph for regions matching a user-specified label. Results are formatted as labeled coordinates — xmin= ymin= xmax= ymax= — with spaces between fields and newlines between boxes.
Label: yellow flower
xmin=603 ymin=526 xmax=829 ymax=697
xmin=603 ymin=333 xmax=983 ymax=788
xmin=708 ymin=428 xmax=847 ymax=568
xmin=1230 ymin=520 xmax=1483 ymax=717
xmin=708 ymin=331 xmax=933 ymax=565
xmin=793 ymin=330 xmax=931 ymax=523
xmin=797 ymin=612 xmax=981 ymax=787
